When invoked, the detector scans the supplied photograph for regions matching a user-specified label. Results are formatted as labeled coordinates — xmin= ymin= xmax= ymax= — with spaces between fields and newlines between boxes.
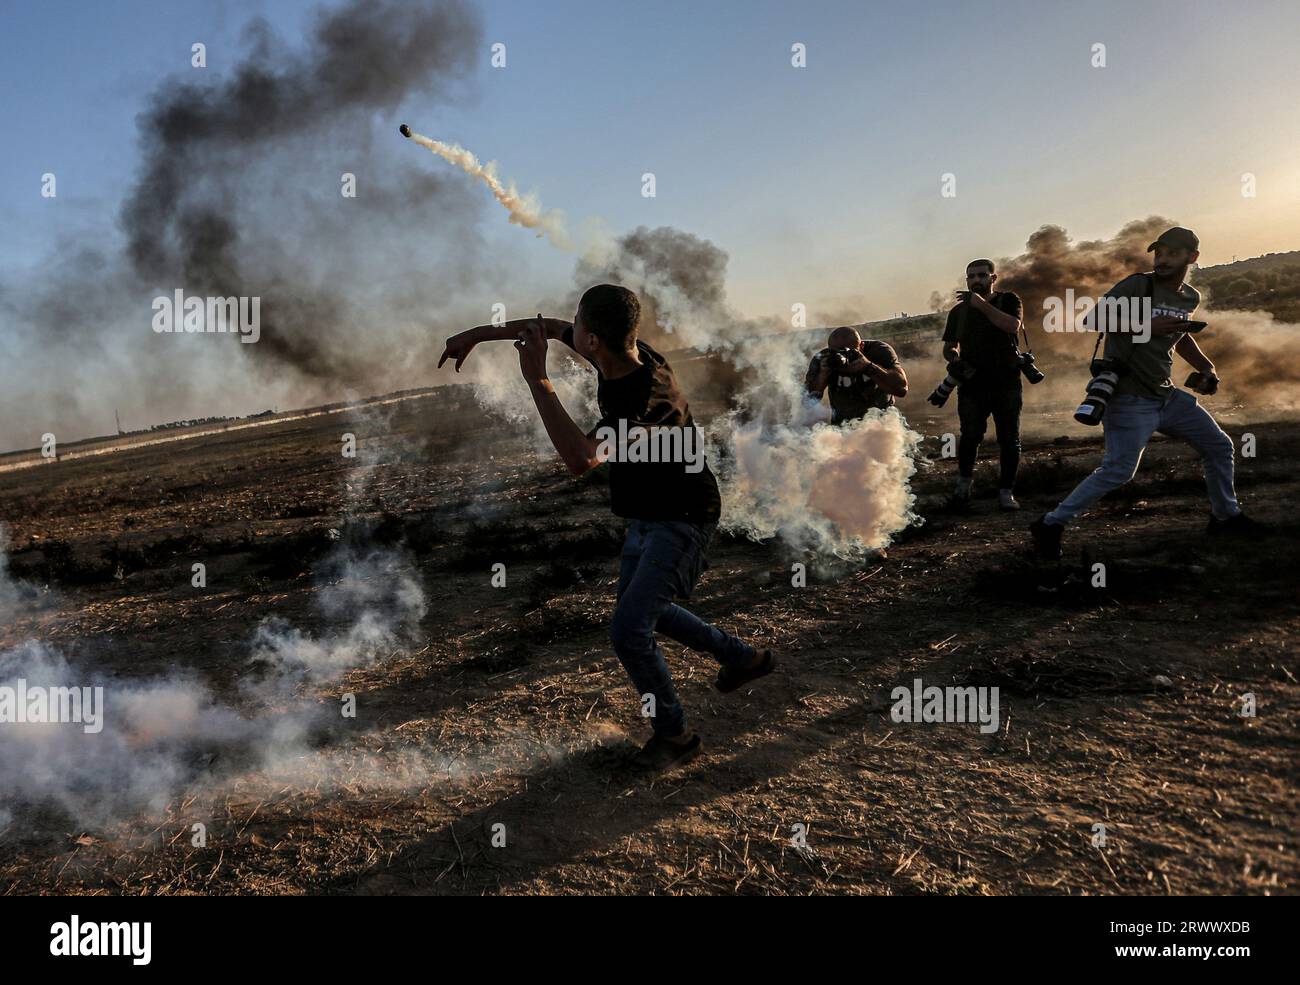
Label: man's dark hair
xmin=579 ymin=284 xmax=641 ymax=350
xmin=967 ymin=259 xmax=995 ymax=274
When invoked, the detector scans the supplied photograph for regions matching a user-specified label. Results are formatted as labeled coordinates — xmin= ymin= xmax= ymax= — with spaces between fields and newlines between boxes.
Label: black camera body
xmin=820 ymin=346 xmax=858 ymax=371
xmin=1017 ymin=351 xmax=1046 ymax=385
xmin=927 ymin=359 xmax=977 ymax=407
xmin=1074 ymin=358 xmax=1127 ymax=426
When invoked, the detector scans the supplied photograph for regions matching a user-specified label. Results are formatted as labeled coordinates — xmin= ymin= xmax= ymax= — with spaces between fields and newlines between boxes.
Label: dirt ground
xmin=1 ymin=380 xmax=1296 ymax=896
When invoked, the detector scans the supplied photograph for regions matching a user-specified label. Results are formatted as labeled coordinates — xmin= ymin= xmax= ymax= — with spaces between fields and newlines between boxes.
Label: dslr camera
xmin=1017 ymin=351 xmax=1046 ymax=385
xmin=820 ymin=346 xmax=859 ymax=371
xmin=1073 ymin=357 xmax=1127 ymax=426
xmin=927 ymin=359 xmax=977 ymax=407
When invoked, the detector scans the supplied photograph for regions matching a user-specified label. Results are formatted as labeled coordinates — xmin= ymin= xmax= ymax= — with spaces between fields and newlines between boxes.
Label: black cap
xmin=1147 ymin=226 xmax=1199 ymax=253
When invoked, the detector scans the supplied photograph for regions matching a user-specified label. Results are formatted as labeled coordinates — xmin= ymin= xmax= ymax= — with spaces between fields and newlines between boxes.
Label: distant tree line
xmin=1195 ymin=250 xmax=1300 ymax=322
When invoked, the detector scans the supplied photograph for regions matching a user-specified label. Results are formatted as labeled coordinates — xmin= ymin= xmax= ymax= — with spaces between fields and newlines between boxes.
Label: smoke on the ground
xmin=0 ymin=538 xmax=426 ymax=831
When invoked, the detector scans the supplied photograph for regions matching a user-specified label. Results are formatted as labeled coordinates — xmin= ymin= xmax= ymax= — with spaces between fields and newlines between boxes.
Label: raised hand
xmin=438 ymin=329 xmax=481 ymax=372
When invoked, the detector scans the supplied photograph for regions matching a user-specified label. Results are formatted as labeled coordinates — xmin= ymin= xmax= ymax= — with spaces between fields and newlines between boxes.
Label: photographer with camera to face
xmin=805 ymin=326 xmax=908 ymax=425
xmin=939 ymin=259 xmax=1031 ymax=512
xmin=1030 ymin=227 xmax=1259 ymax=560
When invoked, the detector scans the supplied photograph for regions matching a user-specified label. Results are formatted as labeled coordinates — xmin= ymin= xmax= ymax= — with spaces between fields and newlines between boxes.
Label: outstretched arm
xmin=438 ymin=316 xmax=573 ymax=372
xmin=515 ymin=318 xmax=604 ymax=476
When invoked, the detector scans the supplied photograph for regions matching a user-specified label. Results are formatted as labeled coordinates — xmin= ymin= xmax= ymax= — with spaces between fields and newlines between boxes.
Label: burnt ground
xmin=0 ymin=384 xmax=1296 ymax=895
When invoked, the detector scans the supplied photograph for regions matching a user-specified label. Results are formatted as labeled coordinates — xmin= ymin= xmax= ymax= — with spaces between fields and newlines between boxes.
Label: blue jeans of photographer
xmin=1046 ymin=390 xmax=1241 ymax=525
xmin=611 ymin=519 xmax=756 ymax=737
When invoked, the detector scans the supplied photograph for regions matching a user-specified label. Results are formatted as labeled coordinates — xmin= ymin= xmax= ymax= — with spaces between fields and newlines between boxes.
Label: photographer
xmin=940 ymin=259 xmax=1026 ymax=512
xmin=1030 ymin=227 xmax=1258 ymax=560
xmin=805 ymin=326 xmax=908 ymax=425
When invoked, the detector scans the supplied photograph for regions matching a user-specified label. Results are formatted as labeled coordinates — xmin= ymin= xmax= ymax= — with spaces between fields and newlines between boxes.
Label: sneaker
xmin=946 ymin=478 xmax=974 ymax=513
xmin=1029 ymin=514 xmax=1063 ymax=560
xmin=629 ymin=732 xmax=703 ymax=772
xmin=716 ymin=649 xmax=776 ymax=694
xmin=998 ymin=489 xmax=1021 ymax=511
xmin=1206 ymin=512 xmax=1263 ymax=537
xmin=944 ymin=491 xmax=972 ymax=513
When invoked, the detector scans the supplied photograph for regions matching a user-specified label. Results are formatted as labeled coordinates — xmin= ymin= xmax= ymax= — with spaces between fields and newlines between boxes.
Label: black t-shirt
xmin=804 ymin=340 xmax=900 ymax=424
xmin=942 ymin=292 xmax=1024 ymax=382
xmin=562 ymin=327 xmax=721 ymax=523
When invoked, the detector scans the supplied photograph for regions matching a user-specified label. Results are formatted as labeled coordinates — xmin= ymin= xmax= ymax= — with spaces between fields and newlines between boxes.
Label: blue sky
xmin=2 ymin=0 xmax=1298 ymax=320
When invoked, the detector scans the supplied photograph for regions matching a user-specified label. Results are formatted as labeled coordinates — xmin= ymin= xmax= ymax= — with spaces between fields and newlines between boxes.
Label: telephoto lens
xmin=927 ymin=359 xmax=975 ymax=407
xmin=1018 ymin=351 xmax=1046 ymax=385
xmin=1073 ymin=358 xmax=1124 ymax=426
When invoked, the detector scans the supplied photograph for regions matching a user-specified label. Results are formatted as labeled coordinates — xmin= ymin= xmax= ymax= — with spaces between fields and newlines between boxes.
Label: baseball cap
xmin=1147 ymin=227 xmax=1199 ymax=252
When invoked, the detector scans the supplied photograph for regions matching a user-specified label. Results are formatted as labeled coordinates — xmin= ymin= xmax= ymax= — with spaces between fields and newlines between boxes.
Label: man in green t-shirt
xmin=1030 ymin=228 xmax=1258 ymax=560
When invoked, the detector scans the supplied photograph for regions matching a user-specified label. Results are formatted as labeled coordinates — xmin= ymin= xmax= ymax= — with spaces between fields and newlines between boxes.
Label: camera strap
xmin=1089 ymin=272 xmax=1156 ymax=362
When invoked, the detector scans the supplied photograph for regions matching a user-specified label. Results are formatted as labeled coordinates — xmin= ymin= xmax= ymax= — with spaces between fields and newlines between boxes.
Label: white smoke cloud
xmin=0 ymin=539 xmax=426 ymax=833
xmin=402 ymin=134 xmax=924 ymax=556
xmin=249 ymin=544 xmax=427 ymax=686
xmin=0 ymin=639 xmax=304 ymax=829
xmin=707 ymin=331 xmax=922 ymax=557
xmin=464 ymin=339 xmax=600 ymax=452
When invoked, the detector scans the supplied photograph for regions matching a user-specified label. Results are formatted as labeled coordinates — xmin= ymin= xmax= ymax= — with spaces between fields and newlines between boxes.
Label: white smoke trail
xmin=403 ymin=126 xmax=569 ymax=247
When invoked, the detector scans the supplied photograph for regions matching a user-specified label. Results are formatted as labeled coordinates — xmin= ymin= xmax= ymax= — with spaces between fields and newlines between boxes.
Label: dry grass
xmin=1 ymin=388 xmax=1296 ymax=895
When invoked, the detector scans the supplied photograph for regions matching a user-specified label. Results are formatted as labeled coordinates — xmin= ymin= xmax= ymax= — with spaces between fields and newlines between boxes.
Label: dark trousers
xmin=610 ymin=519 xmax=755 ymax=736
xmin=957 ymin=378 xmax=1022 ymax=490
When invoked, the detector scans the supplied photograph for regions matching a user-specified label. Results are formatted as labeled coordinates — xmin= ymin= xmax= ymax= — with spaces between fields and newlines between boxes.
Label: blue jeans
xmin=611 ymin=519 xmax=756 ymax=737
xmin=1047 ymin=390 xmax=1241 ymax=526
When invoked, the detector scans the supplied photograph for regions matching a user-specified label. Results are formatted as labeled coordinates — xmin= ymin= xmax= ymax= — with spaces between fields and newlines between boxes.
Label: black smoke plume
xmin=122 ymin=0 xmax=483 ymax=380
xmin=0 ymin=0 xmax=491 ymax=451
